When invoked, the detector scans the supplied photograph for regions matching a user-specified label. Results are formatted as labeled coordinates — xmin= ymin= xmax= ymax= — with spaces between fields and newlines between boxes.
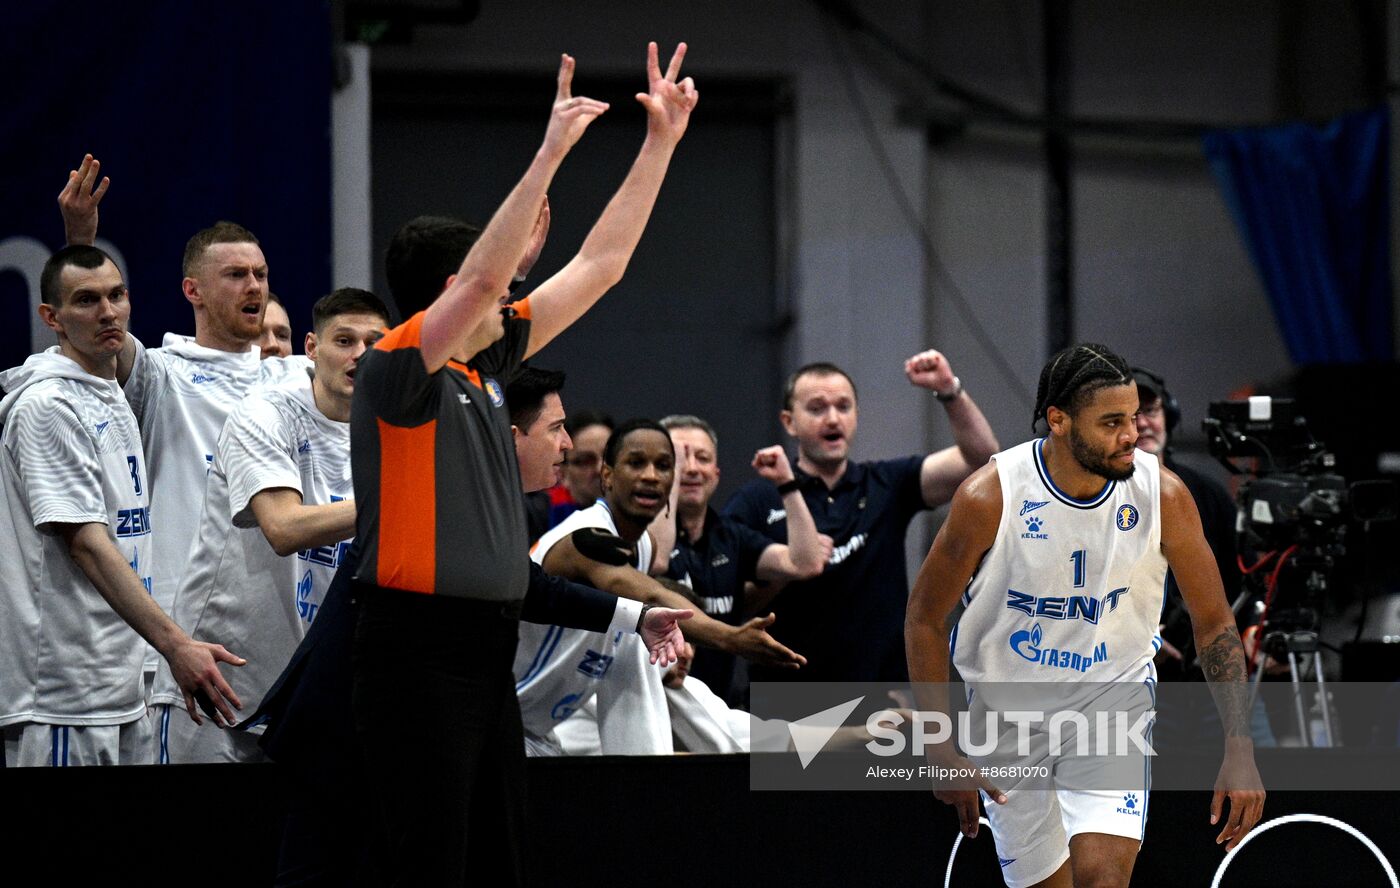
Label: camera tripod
xmin=1249 ymin=627 xmax=1335 ymax=747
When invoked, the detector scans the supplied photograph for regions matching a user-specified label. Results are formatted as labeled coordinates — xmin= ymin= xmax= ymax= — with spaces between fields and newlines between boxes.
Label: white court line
xmin=1211 ymin=813 xmax=1398 ymax=888
xmin=944 ymin=817 xmax=993 ymax=888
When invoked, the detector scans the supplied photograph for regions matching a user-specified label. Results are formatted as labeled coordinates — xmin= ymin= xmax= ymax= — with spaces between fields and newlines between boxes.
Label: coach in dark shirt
xmin=724 ymin=352 xmax=998 ymax=683
xmin=650 ymin=414 xmax=829 ymax=705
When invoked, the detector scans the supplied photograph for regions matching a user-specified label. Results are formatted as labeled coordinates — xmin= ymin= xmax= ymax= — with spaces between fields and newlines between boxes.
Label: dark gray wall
xmin=371 ymin=74 xmax=786 ymax=502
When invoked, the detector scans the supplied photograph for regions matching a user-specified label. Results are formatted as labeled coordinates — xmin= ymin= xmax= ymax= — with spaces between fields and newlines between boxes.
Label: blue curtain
xmin=1203 ymin=106 xmax=1392 ymax=364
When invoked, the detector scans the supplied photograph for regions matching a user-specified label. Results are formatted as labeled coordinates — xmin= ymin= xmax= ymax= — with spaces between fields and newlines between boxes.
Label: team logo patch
xmin=577 ymin=649 xmax=614 ymax=679
xmin=1021 ymin=516 xmax=1048 ymax=539
xmin=1010 ymin=624 xmax=1043 ymax=661
xmin=551 ymin=693 xmax=582 ymax=721
xmin=1116 ymin=504 xmax=1139 ymax=531
xmin=484 ymin=377 xmax=505 ymax=407
xmin=1019 ymin=499 xmax=1049 ymax=516
xmin=1008 ymin=623 xmax=1108 ymax=672
xmin=296 ymin=570 xmax=318 ymax=622
xmin=1116 ymin=792 xmax=1142 ymax=817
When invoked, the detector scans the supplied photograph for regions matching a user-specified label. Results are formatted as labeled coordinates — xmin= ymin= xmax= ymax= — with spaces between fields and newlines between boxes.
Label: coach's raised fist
xmin=752 ymin=445 xmax=794 ymax=486
xmin=904 ymin=349 xmax=957 ymax=393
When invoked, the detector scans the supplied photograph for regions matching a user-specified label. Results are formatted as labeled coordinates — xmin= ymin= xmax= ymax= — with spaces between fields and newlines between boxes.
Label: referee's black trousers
xmin=353 ymin=587 xmax=527 ymax=887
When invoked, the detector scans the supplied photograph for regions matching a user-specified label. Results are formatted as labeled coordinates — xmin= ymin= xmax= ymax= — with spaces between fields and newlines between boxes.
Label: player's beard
xmin=1069 ymin=425 xmax=1135 ymax=482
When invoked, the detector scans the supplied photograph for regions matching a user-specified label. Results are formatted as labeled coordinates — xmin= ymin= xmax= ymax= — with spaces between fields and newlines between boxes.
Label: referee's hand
xmin=640 ymin=606 xmax=692 ymax=667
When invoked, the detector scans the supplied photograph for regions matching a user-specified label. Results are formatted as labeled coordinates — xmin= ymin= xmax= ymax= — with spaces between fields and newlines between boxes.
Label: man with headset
xmin=1132 ymin=367 xmax=1242 ymax=676
xmin=1133 ymin=367 xmax=1274 ymax=751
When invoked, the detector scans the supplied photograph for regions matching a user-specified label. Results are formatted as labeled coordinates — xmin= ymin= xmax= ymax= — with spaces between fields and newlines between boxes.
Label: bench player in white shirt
xmin=0 ymin=246 xmax=244 ymax=766
xmin=59 ymin=161 xmax=309 ymax=679
xmin=258 ymin=293 xmax=295 ymax=359
xmin=906 ymin=343 xmax=1264 ymax=888
xmin=152 ymin=288 xmax=389 ymax=763
xmin=516 ymin=419 xmax=807 ymax=755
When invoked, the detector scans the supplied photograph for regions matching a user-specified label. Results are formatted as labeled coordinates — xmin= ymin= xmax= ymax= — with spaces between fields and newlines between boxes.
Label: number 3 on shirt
xmin=1070 ymin=549 xmax=1086 ymax=588
xmin=127 ymin=455 xmax=142 ymax=495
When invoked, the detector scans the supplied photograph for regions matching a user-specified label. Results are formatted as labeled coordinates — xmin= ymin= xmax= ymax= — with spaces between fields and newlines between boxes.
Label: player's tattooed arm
xmin=1161 ymin=468 xmax=1254 ymax=737
xmin=1199 ymin=627 xmax=1252 ymax=737
xmin=1160 ymin=468 xmax=1266 ymax=848
xmin=1164 ymin=470 xmax=1254 ymax=733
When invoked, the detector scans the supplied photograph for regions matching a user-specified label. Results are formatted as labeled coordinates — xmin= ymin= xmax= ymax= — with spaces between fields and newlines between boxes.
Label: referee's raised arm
xmin=418 ymin=53 xmax=608 ymax=374
xmin=523 ymin=41 xmax=699 ymax=358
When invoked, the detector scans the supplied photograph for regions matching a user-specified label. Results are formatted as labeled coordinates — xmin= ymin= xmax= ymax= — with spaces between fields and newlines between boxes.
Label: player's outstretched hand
xmin=641 ymin=606 xmax=692 ymax=666
xmin=635 ymin=41 xmax=698 ymax=145
xmin=752 ymin=445 xmax=795 ymax=485
xmin=904 ymin=349 xmax=957 ymax=393
xmin=542 ymin=54 xmax=609 ymax=160
xmin=58 ymin=153 xmax=109 ymax=246
xmin=728 ymin=613 xmax=807 ymax=669
xmin=168 ymin=640 xmax=246 ymax=727
xmin=1211 ymin=746 xmax=1265 ymax=851
xmin=926 ymin=744 xmax=1006 ymax=839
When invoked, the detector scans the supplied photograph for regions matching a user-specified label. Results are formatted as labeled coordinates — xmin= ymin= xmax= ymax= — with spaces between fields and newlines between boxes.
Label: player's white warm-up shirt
xmin=123 ymin=334 xmax=309 ymax=667
xmin=0 ymin=351 xmax=152 ymax=726
xmin=552 ymin=676 xmax=749 ymax=755
xmin=515 ymin=501 xmax=672 ymax=755
xmin=150 ymin=374 xmax=352 ymax=732
xmin=953 ymin=438 xmax=1167 ymax=698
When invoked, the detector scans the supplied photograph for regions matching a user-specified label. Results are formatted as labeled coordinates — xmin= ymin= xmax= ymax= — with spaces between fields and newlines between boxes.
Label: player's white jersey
xmin=0 ymin=351 xmax=152 ymax=726
xmin=123 ymin=333 xmax=310 ymax=662
xmin=515 ymin=501 xmax=672 ymax=755
xmin=547 ymin=677 xmax=749 ymax=755
xmin=952 ymin=438 xmax=1167 ymax=690
xmin=150 ymin=374 xmax=353 ymax=737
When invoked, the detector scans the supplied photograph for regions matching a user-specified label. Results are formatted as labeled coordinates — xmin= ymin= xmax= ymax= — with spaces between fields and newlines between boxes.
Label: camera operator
xmin=1134 ymin=369 xmax=1241 ymax=672
xmin=1134 ymin=369 xmax=1275 ymax=747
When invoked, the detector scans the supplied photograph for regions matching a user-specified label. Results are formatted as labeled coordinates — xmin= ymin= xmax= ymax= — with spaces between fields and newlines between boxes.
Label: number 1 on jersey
xmin=1071 ymin=549 xmax=1086 ymax=588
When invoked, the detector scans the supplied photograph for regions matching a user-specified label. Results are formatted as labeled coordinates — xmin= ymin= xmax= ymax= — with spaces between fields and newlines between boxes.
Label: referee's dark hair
xmin=311 ymin=287 xmax=390 ymax=334
xmin=603 ymin=418 xmax=676 ymax=467
xmin=505 ymin=366 xmax=566 ymax=432
xmin=1032 ymin=343 xmax=1133 ymax=432
xmin=384 ymin=215 xmax=483 ymax=323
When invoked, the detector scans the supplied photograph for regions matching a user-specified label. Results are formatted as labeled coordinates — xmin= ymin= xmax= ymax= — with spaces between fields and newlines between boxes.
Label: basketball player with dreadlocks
xmin=906 ymin=343 xmax=1264 ymax=888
